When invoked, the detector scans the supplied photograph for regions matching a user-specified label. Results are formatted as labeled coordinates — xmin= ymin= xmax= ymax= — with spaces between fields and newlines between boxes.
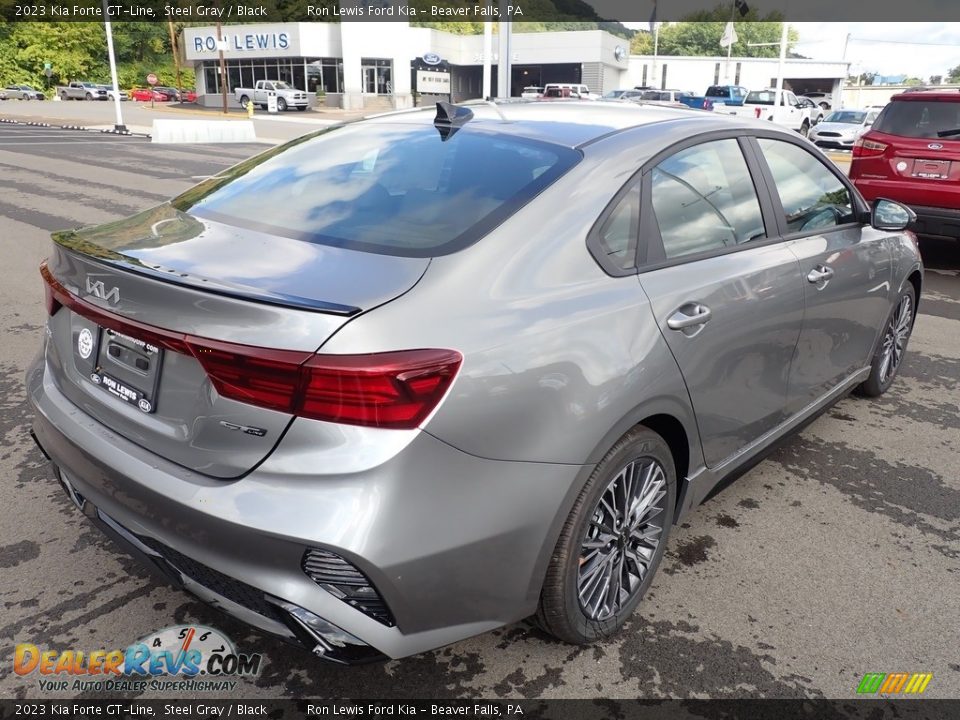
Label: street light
xmin=102 ymin=0 xmax=126 ymax=133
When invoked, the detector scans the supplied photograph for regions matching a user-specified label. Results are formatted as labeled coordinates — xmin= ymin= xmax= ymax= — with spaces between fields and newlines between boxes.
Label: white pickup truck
xmin=234 ymin=80 xmax=309 ymax=112
xmin=715 ymin=89 xmax=818 ymax=137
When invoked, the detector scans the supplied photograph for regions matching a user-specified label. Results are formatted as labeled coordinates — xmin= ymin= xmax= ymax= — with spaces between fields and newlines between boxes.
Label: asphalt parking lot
xmin=1 ymin=123 xmax=958 ymax=700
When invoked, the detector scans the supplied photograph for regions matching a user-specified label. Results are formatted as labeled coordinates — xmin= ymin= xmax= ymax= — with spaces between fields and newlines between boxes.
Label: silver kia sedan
xmin=27 ymin=102 xmax=922 ymax=663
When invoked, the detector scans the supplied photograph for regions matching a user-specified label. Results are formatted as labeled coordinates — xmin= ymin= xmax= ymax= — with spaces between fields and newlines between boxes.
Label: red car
xmin=850 ymin=90 xmax=960 ymax=240
xmin=129 ymin=87 xmax=173 ymax=102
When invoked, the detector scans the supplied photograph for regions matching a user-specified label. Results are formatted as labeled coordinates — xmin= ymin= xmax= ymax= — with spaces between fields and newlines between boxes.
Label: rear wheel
xmin=536 ymin=426 xmax=675 ymax=644
xmin=239 ymin=95 xmax=250 ymax=108
xmin=856 ymin=284 xmax=916 ymax=397
xmin=800 ymin=120 xmax=810 ymax=138
xmin=60 ymin=92 xmax=68 ymax=101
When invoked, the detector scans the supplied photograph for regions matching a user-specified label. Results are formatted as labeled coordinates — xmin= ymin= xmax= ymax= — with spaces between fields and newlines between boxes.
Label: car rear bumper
xmin=906 ymin=205 xmax=960 ymax=240
xmin=852 ymin=179 xmax=960 ymax=239
xmin=26 ymin=352 xmax=583 ymax=662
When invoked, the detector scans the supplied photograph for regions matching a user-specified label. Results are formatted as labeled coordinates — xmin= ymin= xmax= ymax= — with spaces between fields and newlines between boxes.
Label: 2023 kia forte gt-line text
xmin=27 ymin=102 xmax=923 ymax=664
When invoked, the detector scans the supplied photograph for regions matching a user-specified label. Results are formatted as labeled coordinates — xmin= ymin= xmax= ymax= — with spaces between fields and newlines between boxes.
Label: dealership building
xmin=181 ymin=22 xmax=850 ymax=110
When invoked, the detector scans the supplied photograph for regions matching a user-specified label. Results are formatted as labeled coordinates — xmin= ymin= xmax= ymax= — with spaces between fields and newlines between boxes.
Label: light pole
xmin=102 ymin=0 xmax=126 ymax=133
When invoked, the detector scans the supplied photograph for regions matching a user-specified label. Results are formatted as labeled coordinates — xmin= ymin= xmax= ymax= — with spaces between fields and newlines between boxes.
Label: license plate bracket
xmin=91 ymin=327 xmax=163 ymax=413
xmin=911 ymin=158 xmax=950 ymax=179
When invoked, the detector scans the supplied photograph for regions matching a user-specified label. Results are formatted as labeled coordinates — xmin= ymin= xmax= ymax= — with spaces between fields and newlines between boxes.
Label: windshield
xmin=603 ymin=90 xmax=625 ymax=98
xmin=872 ymin=100 xmax=960 ymax=139
xmin=825 ymin=111 xmax=866 ymax=124
xmin=272 ymin=81 xmax=292 ymax=89
xmin=174 ymin=123 xmax=580 ymax=258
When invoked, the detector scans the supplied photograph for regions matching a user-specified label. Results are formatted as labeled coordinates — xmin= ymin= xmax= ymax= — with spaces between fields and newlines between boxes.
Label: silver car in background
xmin=27 ymin=102 xmax=922 ymax=664
xmin=810 ymin=108 xmax=880 ymax=150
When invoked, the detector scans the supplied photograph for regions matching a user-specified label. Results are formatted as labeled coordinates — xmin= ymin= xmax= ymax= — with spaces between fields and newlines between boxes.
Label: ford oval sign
xmin=423 ymin=53 xmax=442 ymax=66
xmin=614 ymin=45 xmax=627 ymax=62
xmin=928 ymin=143 xmax=944 ymax=150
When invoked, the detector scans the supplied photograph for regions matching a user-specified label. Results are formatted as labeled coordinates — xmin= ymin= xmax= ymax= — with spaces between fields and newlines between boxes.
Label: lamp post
xmin=102 ymin=0 xmax=126 ymax=133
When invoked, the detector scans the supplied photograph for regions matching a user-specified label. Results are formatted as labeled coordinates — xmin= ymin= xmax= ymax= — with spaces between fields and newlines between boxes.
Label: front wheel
xmin=856 ymin=284 xmax=916 ymax=397
xmin=85 ymin=92 xmax=92 ymax=101
xmin=535 ymin=426 xmax=675 ymax=644
xmin=277 ymin=97 xmax=287 ymax=112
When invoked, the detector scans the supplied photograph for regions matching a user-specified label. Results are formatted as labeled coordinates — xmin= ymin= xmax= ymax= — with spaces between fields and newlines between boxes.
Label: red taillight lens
xmin=39 ymin=261 xmax=462 ymax=429
xmin=42 ymin=265 xmax=61 ymax=316
xmin=852 ymin=137 xmax=888 ymax=158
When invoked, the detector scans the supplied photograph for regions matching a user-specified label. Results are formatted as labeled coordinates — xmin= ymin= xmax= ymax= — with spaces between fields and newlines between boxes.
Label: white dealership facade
xmin=181 ymin=22 xmax=849 ymax=110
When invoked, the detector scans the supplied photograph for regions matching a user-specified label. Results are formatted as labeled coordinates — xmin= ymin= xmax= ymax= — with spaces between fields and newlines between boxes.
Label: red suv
xmin=850 ymin=90 xmax=960 ymax=239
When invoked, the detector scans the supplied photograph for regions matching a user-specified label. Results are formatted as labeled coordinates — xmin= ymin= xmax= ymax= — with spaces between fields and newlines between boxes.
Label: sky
xmin=620 ymin=22 xmax=960 ymax=81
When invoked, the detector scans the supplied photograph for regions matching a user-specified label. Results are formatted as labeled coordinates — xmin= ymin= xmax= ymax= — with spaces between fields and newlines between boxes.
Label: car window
xmin=650 ymin=139 xmax=766 ymax=259
xmin=596 ymin=182 xmax=640 ymax=270
xmin=178 ymin=124 xmax=580 ymax=258
xmin=757 ymin=138 xmax=855 ymax=233
xmin=872 ymin=100 xmax=960 ymax=138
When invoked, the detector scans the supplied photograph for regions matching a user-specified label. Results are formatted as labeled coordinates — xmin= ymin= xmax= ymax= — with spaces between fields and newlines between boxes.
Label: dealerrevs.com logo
xmin=15 ymin=625 xmax=263 ymax=693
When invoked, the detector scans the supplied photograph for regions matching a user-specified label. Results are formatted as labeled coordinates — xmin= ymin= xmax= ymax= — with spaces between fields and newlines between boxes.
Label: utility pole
xmin=102 ymin=0 xmax=126 ymax=132
xmin=775 ymin=21 xmax=788 ymax=109
xmin=167 ymin=20 xmax=184 ymax=103
xmin=482 ymin=22 xmax=492 ymax=100
xmin=725 ymin=0 xmax=736 ymax=81
xmin=496 ymin=13 xmax=512 ymax=99
xmin=216 ymin=21 xmax=228 ymax=114
xmin=652 ymin=24 xmax=659 ymax=89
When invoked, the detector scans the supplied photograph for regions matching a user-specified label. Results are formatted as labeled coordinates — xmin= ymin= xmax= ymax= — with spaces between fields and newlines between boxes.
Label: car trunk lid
xmin=42 ymin=204 xmax=429 ymax=478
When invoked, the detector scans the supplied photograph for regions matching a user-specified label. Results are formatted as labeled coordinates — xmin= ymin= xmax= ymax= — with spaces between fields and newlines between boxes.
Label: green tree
xmin=948 ymin=65 xmax=960 ymax=83
xmin=929 ymin=74 xmax=943 ymax=85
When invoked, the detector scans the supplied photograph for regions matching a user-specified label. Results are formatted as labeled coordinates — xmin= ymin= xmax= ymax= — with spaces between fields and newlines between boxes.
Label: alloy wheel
xmin=878 ymin=294 xmax=913 ymax=385
xmin=578 ymin=457 xmax=667 ymax=622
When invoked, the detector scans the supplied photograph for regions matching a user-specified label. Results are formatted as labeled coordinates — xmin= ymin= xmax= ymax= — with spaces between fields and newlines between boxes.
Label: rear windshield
xmin=175 ymin=123 xmax=580 ymax=257
xmin=872 ymin=99 xmax=960 ymax=139
xmin=825 ymin=111 xmax=866 ymax=124
xmin=705 ymin=86 xmax=729 ymax=97
xmin=745 ymin=91 xmax=778 ymax=105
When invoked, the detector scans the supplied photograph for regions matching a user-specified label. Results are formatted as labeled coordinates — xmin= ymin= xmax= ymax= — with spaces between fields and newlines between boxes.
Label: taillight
xmin=853 ymin=138 xmax=888 ymax=158
xmin=39 ymin=262 xmax=462 ymax=429
xmin=703 ymin=99 xmax=713 ymax=111
xmin=193 ymin=341 xmax=462 ymax=429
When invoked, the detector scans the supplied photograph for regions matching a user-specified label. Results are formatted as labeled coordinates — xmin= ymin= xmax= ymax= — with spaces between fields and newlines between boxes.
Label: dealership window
xmin=306 ymin=58 xmax=343 ymax=94
xmin=201 ymin=58 xmax=315 ymax=94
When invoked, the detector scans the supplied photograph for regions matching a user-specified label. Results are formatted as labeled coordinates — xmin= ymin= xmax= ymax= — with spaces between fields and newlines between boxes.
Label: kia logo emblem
xmin=928 ymin=143 xmax=943 ymax=150
xmin=423 ymin=52 xmax=442 ymax=66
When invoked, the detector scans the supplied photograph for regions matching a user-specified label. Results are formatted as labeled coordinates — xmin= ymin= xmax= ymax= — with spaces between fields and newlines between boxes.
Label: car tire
xmin=855 ymin=284 xmax=916 ymax=398
xmin=60 ymin=92 xmax=68 ymax=101
xmin=277 ymin=97 xmax=287 ymax=112
xmin=85 ymin=92 xmax=92 ymax=101
xmin=819 ymin=102 xmax=830 ymax=111
xmin=239 ymin=95 xmax=250 ymax=108
xmin=535 ymin=425 xmax=675 ymax=644
xmin=800 ymin=120 xmax=810 ymax=138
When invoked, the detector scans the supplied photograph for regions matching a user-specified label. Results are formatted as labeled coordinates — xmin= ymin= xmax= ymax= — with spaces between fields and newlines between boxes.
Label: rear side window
xmin=872 ymin=99 xmax=960 ymax=139
xmin=595 ymin=182 xmax=640 ymax=270
xmin=650 ymin=139 xmax=766 ymax=259
xmin=757 ymin=138 xmax=855 ymax=233
xmin=706 ymin=86 xmax=728 ymax=97
xmin=178 ymin=124 xmax=580 ymax=257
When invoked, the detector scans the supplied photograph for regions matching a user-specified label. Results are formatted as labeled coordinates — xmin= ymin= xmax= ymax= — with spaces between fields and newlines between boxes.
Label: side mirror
xmin=871 ymin=198 xmax=916 ymax=231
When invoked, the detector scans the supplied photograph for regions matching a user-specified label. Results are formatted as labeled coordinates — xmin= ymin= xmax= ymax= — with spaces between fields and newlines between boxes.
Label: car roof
xmin=363 ymin=101 xmax=726 ymax=149
xmin=891 ymin=89 xmax=960 ymax=101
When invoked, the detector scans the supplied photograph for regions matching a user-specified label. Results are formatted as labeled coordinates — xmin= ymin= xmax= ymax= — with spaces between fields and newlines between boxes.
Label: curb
xmin=0 ymin=115 xmax=150 ymax=139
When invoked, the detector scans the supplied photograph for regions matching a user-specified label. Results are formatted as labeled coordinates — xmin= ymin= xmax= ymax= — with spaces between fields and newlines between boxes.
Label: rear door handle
xmin=807 ymin=265 xmax=834 ymax=283
xmin=667 ymin=304 xmax=712 ymax=330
